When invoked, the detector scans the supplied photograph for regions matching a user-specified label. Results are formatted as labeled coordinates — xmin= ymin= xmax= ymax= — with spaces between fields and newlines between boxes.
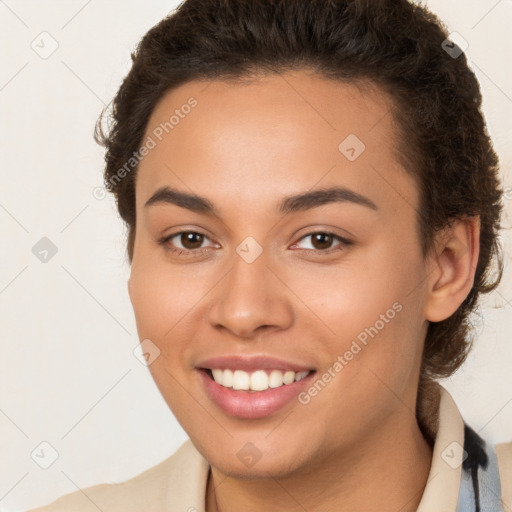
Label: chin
xmin=201 ymin=439 xmax=312 ymax=480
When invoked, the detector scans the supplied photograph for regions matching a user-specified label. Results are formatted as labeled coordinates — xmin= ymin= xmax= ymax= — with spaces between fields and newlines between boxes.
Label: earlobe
xmin=424 ymin=216 xmax=480 ymax=322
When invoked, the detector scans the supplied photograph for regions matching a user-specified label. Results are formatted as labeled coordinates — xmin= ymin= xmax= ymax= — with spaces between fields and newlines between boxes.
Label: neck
xmin=206 ymin=411 xmax=433 ymax=512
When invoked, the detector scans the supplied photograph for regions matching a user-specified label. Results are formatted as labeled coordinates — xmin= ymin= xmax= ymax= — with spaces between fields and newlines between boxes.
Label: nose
xmin=206 ymin=248 xmax=294 ymax=339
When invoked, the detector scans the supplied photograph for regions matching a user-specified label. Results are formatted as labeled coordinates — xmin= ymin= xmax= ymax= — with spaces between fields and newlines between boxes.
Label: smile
xmin=210 ymin=368 xmax=311 ymax=391
xmin=198 ymin=368 xmax=316 ymax=419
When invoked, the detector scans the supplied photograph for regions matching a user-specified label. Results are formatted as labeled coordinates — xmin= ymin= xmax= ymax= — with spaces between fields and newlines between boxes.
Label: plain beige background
xmin=0 ymin=0 xmax=511 ymax=510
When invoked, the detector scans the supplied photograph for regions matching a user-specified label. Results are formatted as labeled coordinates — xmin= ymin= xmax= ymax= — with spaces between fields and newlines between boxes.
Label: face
xmin=128 ymin=69 xmax=432 ymax=479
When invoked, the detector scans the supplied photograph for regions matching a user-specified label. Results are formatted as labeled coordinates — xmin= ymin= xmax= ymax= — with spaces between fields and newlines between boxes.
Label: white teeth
xmin=295 ymin=371 xmax=310 ymax=381
xmin=209 ymin=368 xmax=311 ymax=391
xmin=250 ymin=370 xmax=268 ymax=391
xmin=212 ymin=369 xmax=223 ymax=382
xmin=223 ymin=369 xmax=233 ymax=387
xmin=232 ymin=369 xmax=250 ymax=390
xmin=269 ymin=369 xmax=283 ymax=388
xmin=283 ymin=371 xmax=295 ymax=385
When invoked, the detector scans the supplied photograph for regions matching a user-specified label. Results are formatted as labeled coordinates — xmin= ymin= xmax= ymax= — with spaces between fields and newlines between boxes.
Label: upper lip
xmin=196 ymin=355 xmax=316 ymax=373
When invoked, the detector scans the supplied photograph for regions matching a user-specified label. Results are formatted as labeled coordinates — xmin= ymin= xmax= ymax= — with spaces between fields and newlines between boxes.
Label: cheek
xmin=128 ymin=255 xmax=216 ymax=370
xmin=129 ymin=263 xmax=166 ymax=337
xmin=128 ymin=259 xmax=199 ymax=416
xmin=308 ymin=245 xmax=412 ymax=333
xmin=312 ymin=242 xmax=424 ymax=382
xmin=129 ymin=255 xmax=191 ymax=332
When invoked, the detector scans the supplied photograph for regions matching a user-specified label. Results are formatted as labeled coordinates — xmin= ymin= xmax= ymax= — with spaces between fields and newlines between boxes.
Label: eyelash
xmin=158 ymin=230 xmax=352 ymax=257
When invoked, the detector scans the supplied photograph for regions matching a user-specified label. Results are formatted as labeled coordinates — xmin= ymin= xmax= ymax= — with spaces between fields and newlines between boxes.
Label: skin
xmin=127 ymin=69 xmax=480 ymax=512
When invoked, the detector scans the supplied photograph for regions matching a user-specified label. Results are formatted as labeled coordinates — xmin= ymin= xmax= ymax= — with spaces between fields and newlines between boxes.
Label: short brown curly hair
xmin=94 ymin=0 xmax=503 ymax=394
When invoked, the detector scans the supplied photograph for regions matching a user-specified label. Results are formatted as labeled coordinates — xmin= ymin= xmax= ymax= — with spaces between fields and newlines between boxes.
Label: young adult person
xmin=28 ymin=0 xmax=512 ymax=510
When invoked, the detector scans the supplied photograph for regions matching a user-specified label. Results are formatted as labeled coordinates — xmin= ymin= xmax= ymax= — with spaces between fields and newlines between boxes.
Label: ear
xmin=424 ymin=216 xmax=480 ymax=322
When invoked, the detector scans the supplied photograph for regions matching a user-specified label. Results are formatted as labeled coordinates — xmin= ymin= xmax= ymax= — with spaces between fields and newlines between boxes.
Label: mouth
xmin=197 ymin=367 xmax=317 ymax=419
xmin=201 ymin=367 xmax=313 ymax=392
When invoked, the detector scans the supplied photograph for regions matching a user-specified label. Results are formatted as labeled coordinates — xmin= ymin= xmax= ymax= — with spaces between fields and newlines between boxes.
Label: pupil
xmin=182 ymin=233 xmax=203 ymax=249
xmin=313 ymin=233 xmax=332 ymax=250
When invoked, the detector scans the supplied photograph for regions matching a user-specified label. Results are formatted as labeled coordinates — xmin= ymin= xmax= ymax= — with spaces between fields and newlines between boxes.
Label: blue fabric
xmin=456 ymin=424 xmax=504 ymax=512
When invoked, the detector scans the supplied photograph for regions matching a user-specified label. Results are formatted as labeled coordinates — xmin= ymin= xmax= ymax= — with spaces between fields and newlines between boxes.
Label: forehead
xmin=136 ymin=69 xmax=416 ymax=218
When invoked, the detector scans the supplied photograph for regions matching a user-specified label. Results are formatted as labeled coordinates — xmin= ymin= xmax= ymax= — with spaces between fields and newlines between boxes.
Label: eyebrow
xmin=144 ymin=185 xmax=378 ymax=215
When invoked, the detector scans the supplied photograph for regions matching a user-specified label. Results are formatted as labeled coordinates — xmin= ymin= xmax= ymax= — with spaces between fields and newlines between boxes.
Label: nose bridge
xmin=207 ymin=240 xmax=293 ymax=337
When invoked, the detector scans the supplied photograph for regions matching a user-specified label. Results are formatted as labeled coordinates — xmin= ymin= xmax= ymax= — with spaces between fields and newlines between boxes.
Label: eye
xmin=158 ymin=230 xmax=352 ymax=257
xmin=291 ymin=231 xmax=352 ymax=254
xmin=159 ymin=231 xmax=217 ymax=256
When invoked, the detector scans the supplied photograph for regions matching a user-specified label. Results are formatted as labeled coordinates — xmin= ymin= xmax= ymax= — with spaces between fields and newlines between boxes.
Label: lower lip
xmin=198 ymin=369 xmax=315 ymax=419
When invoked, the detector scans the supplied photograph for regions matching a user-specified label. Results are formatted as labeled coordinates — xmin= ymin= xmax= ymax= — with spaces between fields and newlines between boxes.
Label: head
xmin=95 ymin=0 xmax=503 ymax=477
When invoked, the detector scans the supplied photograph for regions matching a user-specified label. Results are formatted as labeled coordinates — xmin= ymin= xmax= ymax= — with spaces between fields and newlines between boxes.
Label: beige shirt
xmin=27 ymin=385 xmax=512 ymax=512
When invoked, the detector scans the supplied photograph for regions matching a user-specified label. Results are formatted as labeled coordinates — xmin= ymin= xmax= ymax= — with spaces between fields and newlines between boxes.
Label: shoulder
xmin=460 ymin=423 xmax=512 ymax=512
xmin=496 ymin=440 xmax=512 ymax=510
xmin=25 ymin=439 xmax=203 ymax=512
